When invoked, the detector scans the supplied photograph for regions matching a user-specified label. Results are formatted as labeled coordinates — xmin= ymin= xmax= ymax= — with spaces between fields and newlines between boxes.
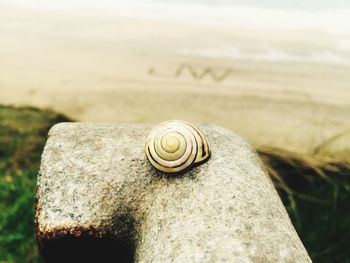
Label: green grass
xmin=0 ymin=105 xmax=349 ymax=262
xmin=259 ymin=147 xmax=350 ymax=263
xmin=0 ymin=105 xmax=70 ymax=263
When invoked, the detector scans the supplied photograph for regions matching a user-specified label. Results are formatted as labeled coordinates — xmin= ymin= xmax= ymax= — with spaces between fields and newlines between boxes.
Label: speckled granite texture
xmin=36 ymin=123 xmax=311 ymax=263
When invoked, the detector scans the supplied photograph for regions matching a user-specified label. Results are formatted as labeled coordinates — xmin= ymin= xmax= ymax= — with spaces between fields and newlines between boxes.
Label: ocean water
xmin=6 ymin=0 xmax=350 ymax=10
xmin=2 ymin=0 xmax=350 ymax=65
xmin=140 ymin=3 xmax=350 ymax=34
xmin=5 ymin=0 xmax=350 ymax=33
xmin=151 ymin=0 xmax=350 ymax=10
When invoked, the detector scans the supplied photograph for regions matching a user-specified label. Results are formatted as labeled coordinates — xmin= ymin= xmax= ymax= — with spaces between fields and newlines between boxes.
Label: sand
xmin=0 ymin=2 xmax=350 ymax=154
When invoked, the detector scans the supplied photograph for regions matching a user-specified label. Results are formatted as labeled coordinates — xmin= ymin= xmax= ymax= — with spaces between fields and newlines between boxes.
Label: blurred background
xmin=0 ymin=0 xmax=349 ymax=262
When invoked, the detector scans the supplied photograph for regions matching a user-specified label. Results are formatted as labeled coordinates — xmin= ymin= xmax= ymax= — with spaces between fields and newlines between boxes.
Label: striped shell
xmin=145 ymin=120 xmax=210 ymax=173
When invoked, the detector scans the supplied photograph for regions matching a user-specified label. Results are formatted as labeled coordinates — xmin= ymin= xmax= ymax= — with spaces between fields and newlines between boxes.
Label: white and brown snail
xmin=145 ymin=120 xmax=210 ymax=173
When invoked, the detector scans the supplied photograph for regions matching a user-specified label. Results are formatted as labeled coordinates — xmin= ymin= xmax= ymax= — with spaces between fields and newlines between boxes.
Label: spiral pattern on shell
xmin=145 ymin=120 xmax=210 ymax=173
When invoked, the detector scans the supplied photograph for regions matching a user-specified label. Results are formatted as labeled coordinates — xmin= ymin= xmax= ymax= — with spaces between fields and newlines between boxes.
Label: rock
xmin=35 ymin=123 xmax=311 ymax=263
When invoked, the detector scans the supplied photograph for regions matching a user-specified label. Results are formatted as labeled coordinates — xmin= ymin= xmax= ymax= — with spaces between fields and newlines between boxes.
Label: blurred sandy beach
xmin=0 ymin=0 xmax=350 ymax=154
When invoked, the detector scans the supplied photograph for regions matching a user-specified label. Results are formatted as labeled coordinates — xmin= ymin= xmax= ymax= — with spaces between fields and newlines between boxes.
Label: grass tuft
xmin=258 ymin=147 xmax=350 ymax=263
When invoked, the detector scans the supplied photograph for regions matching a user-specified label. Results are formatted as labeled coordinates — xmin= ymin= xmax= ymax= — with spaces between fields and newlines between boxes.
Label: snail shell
xmin=145 ymin=120 xmax=210 ymax=173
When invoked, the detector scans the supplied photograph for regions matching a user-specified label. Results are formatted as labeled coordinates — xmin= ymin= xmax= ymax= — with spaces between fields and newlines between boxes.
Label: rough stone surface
xmin=36 ymin=123 xmax=311 ymax=263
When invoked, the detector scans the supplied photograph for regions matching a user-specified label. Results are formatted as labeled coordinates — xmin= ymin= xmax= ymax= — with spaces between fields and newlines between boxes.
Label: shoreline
xmin=0 ymin=4 xmax=349 ymax=154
